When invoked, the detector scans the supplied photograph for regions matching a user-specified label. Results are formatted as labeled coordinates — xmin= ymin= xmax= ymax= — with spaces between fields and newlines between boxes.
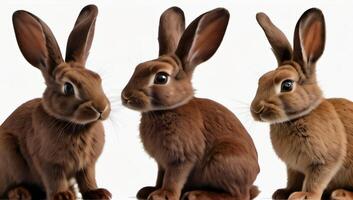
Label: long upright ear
xmin=293 ymin=8 xmax=325 ymax=76
xmin=65 ymin=5 xmax=98 ymax=66
xmin=158 ymin=7 xmax=185 ymax=56
xmin=13 ymin=10 xmax=63 ymax=76
xmin=256 ymin=12 xmax=293 ymax=65
xmin=175 ymin=8 xmax=229 ymax=73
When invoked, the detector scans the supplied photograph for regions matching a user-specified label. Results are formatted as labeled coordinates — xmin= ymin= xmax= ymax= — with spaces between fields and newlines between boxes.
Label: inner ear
xmin=13 ymin=10 xmax=63 ymax=77
xmin=13 ymin=11 xmax=47 ymax=69
xmin=293 ymin=8 xmax=325 ymax=74
xmin=300 ymin=20 xmax=325 ymax=63
xmin=175 ymin=8 xmax=230 ymax=73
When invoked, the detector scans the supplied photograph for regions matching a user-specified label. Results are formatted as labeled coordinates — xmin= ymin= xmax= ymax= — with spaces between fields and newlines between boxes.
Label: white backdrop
xmin=1 ymin=0 xmax=353 ymax=199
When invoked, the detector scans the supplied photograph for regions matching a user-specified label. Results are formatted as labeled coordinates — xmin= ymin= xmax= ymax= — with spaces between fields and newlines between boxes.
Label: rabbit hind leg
xmin=0 ymin=132 xmax=32 ymax=197
xmin=191 ymin=139 xmax=259 ymax=200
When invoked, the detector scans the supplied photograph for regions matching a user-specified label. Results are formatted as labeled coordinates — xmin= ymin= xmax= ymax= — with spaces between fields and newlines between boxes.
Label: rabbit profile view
xmin=122 ymin=7 xmax=259 ymax=200
xmin=0 ymin=5 xmax=111 ymax=200
xmin=251 ymin=8 xmax=353 ymax=200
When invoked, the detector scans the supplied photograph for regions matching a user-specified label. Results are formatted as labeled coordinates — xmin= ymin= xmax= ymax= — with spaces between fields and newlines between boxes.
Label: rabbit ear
xmin=13 ymin=10 xmax=63 ymax=76
xmin=256 ymin=12 xmax=293 ymax=65
xmin=293 ymin=8 xmax=325 ymax=76
xmin=175 ymin=8 xmax=229 ymax=73
xmin=158 ymin=7 xmax=185 ymax=56
xmin=65 ymin=5 xmax=98 ymax=66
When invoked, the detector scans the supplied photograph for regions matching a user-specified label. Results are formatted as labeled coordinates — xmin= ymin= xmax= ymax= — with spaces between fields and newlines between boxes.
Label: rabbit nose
xmin=95 ymin=104 xmax=110 ymax=119
xmin=99 ymin=104 xmax=109 ymax=113
xmin=92 ymin=99 xmax=109 ymax=112
xmin=98 ymin=109 xmax=104 ymax=119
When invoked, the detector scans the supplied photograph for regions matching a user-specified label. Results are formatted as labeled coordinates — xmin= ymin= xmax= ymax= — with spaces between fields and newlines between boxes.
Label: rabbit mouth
xmin=122 ymin=96 xmax=150 ymax=112
xmin=121 ymin=90 xmax=193 ymax=112
xmin=91 ymin=105 xmax=110 ymax=121
xmin=259 ymin=115 xmax=289 ymax=124
xmin=251 ymin=102 xmax=288 ymax=124
xmin=123 ymin=102 xmax=146 ymax=111
xmin=259 ymin=110 xmax=289 ymax=124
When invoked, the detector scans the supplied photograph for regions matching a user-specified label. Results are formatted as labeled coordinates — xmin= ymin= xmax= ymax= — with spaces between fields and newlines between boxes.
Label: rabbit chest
xmin=31 ymin=121 xmax=105 ymax=176
xmin=270 ymin=120 xmax=312 ymax=172
xmin=140 ymin=109 xmax=205 ymax=168
xmin=269 ymin=105 xmax=346 ymax=173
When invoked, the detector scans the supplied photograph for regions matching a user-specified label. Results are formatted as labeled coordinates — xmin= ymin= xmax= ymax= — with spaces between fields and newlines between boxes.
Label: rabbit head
xmin=250 ymin=8 xmax=326 ymax=124
xmin=122 ymin=7 xmax=229 ymax=112
xmin=12 ymin=5 xmax=110 ymax=125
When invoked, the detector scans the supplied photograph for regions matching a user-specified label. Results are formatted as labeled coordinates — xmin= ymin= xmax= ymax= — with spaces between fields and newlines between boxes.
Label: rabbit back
xmin=326 ymin=98 xmax=353 ymax=189
xmin=0 ymin=99 xmax=42 ymax=196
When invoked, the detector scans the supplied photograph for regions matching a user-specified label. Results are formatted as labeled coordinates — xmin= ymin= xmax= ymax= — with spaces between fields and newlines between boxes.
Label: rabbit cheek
xmin=281 ymin=93 xmax=309 ymax=115
xmin=57 ymin=98 xmax=79 ymax=116
xmin=43 ymin=91 xmax=79 ymax=119
xmin=74 ymin=103 xmax=100 ymax=124
xmin=150 ymin=82 xmax=193 ymax=109
xmin=279 ymin=86 xmax=321 ymax=120
xmin=150 ymin=86 xmax=188 ymax=109
xmin=150 ymin=87 xmax=174 ymax=107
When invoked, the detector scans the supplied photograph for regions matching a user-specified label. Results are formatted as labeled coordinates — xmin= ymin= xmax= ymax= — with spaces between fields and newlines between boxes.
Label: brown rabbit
xmin=0 ymin=5 xmax=111 ymax=200
xmin=122 ymin=7 xmax=259 ymax=200
xmin=251 ymin=8 xmax=353 ymax=200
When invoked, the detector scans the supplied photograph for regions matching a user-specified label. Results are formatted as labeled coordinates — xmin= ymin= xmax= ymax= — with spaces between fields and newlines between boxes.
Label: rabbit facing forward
xmin=122 ymin=7 xmax=259 ymax=200
xmin=251 ymin=8 xmax=353 ymax=200
xmin=0 ymin=5 xmax=111 ymax=200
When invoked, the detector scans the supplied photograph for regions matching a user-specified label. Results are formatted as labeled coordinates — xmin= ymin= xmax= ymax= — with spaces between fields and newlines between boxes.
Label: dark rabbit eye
xmin=281 ymin=80 xmax=294 ymax=92
xmin=154 ymin=72 xmax=169 ymax=85
xmin=63 ymin=82 xmax=75 ymax=96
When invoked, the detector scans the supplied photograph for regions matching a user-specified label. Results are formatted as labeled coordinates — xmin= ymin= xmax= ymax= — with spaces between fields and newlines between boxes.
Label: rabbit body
xmin=122 ymin=6 xmax=260 ymax=200
xmin=252 ymin=8 xmax=353 ymax=200
xmin=1 ymin=5 xmax=112 ymax=200
xmin=140 ymin=98 xmax=259 ymax=199
xmin=0 ymin=99 xmax=105 ymax=198
xmin=270 ymin=98 xmax=353 ymax=198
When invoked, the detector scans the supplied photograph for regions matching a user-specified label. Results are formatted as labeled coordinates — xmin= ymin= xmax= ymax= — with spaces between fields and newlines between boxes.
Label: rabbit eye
xmin=281 ymin=80 xmax=294 ymax=92
xmin=154 ymin=72 xmax=169 ymax=85
xmin=63 ymin=82 xmax=75 ymax=96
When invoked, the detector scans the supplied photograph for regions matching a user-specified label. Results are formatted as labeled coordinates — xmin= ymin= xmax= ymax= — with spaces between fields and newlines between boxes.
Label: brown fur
xmin=0 ymin=5 xmax=111 ymax=200
xmin=252 ymin=8 xmax=353 ymax=200
xmin=122 ymin=7 xmax=259 ymax=200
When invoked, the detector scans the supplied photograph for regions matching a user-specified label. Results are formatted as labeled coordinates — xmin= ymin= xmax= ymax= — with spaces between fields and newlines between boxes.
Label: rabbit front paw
xmin=137 ymin=186 xmax=158 ymax=199
xmin=273 ymin=188 xmax=294 ymax=199
xmin=147 ymin=189 xmax=178 ymax=200
xmin=181 ymin=191 xmax=207 ymax=200
xmin=7 ymin=186 xmax=32 ymax=200
xmin=53 ymin=190 xmax=75 ymax=200
xmin=289 ymin=191 xmax=320 ymax=200
xmin=82 ymin=188 xmax=112 ymax=200
xmin=331 ymin=189 xmax=353 ymax=200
